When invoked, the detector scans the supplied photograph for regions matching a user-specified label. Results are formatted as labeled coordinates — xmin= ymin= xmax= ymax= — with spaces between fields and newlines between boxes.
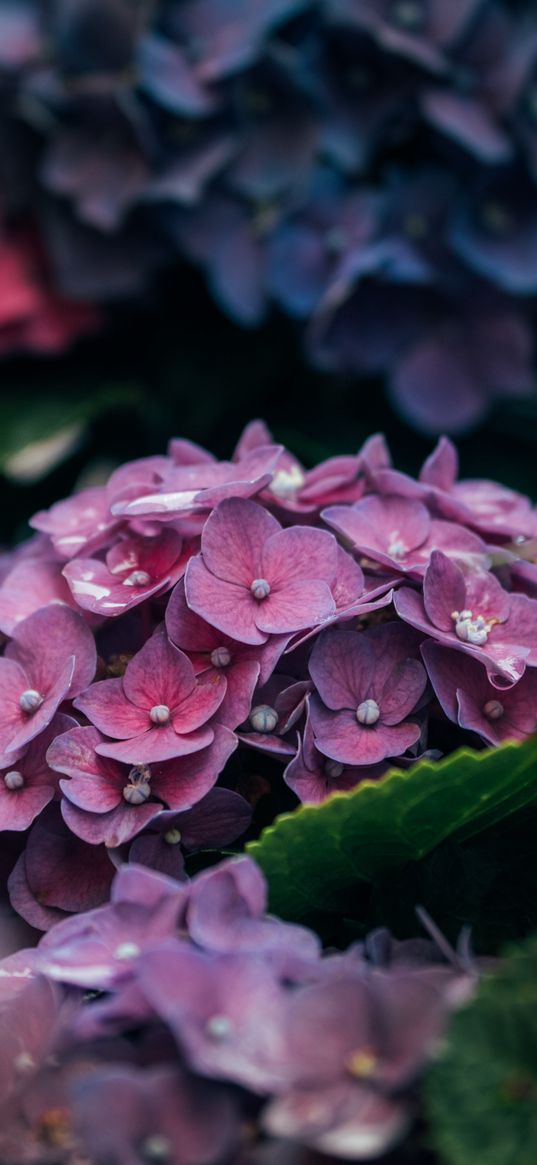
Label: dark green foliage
xmin=248 ymin=740 xmax=537 ymax=928
xmin=426 ymin=933 xmax=537 ymax=1165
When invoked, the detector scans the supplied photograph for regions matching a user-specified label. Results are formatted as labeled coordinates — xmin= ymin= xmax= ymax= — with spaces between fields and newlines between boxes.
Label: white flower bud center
xmin=141 ymin=1135 xmax=172 ymax=1163
xmin=115 ymin=942 xmax=140 ymax=960
xmin=19 ymin=689 xmax=44 ymax=714
xmin=356 ymin=699 xmax=380 ymax=726
xmin=205 ymin=1014 xmax=233 ymax=1040
xmin=451 ymin=609 xmax=492 ymax=646
xmin=210 ymin=646 xmax=231 ymax=668
xmin=149 ymin=704 xmax=171 ymax=725
xmin=250 ymin=578 xmax=271 ymax=601
xmin=391 ymin=0 xmax=424 ymax=29
xmin=483 ymin=699 xmax=504 ymax=721
xmin=4 ymin=770 xmax=24 ymax=791
xmin=122 ymin=569 xmax=151 ymax=587
xmin=269 ymin=465 xmax=306 ymax=499
xmin=324 ymin=760 xmax=345 ymax=779
xmin=387 ymin=530 xmax=407 ymax=559
xmin=122 ymin=766 xmax=152 ymax=805
xmin=249 ymin=704 xmax=279 ymax=733
xmin=164 ymin=828 xmax=182 ymax=845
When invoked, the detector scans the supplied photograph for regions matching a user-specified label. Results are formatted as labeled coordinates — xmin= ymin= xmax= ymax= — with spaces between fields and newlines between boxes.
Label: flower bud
xmin=249 ymin=704 xmax=278 ymax=733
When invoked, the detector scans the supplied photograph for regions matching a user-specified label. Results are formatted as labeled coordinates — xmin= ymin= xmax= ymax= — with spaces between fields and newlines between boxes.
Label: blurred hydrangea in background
xmin=1 ymin=0 xmax=537 ymax=434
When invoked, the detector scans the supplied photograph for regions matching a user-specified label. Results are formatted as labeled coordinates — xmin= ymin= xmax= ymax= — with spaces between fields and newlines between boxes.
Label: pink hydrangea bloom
xmin=63 ymin=528 xmax=193 ymax=617
xmin=185 ymin=497 xmax=337 ymax=644
xmin=30 ymin=485 xmax=121 ymax=560
xmin=0 ymin=605 xmax=96 ymax=762
xmin=75 ymin=625 xmax=227 ymax=763
xmin=109 ymin=444 xmax=283 ymax=521
xmin=323 ymin=493 xmax=487 ymax=577
xmin=165 ymin=578 xmax=288 ymax=728
xmin=0 ymin=713 xmax=76 ymax=832
xmin=0 ymin=555 xmax=77 ymax=636
xmin=48 ymin=721 xmax=237 ymax=847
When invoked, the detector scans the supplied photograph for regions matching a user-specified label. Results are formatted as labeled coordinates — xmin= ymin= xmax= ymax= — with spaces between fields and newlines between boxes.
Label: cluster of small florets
xmin=1 ymin=1 xmax=537 ymax=429
xmin=0 ymin=856 xmax=479 ymax=1164
xmin=0 ymin=419 xmax=536 ymax=930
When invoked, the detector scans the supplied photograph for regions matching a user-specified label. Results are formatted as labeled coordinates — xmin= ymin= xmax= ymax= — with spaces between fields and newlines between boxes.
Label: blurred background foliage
xmin=1 ymin=260 xmax=536 ymax=546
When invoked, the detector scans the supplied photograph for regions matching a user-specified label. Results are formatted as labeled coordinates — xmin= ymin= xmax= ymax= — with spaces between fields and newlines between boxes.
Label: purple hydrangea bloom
xmin=35 ymin=862 xmax=186 ymax=989
xmin=422 ymin=640 xmax=537 ymax=746
xmin=70 ymin=1063 xmax=240 ymax=1165
xmin=285 ymin=701 xmax=388 ymax=803
xmin=127 ymin=788 xmax=252 ymax=879
xmin=263 ymin=962 xmax=463 ymax=1159
xmin=309 ymin=624 xmax=427 ymax=765
xmin=8 ymin=805 xmax=115 ymax=931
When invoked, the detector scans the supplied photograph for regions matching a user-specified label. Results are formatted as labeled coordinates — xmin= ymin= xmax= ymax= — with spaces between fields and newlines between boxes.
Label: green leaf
xmin=0 ymin=385 xmax=143 ymax=482
xmin=247 ymin=739 xmax=537 ymax=923
xmin=426 ymin=933 xmax=537 ymax=1165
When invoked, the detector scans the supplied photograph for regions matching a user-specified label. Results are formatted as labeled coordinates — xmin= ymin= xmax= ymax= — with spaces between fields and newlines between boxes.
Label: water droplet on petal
xmin=114 ymin=942 xmax=140 ymax=960
xmin=122 ymin=570 xmax=151 ymax=587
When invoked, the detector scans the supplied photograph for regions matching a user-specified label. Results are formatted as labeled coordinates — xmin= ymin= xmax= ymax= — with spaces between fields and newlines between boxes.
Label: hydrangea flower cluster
xmin=0 ymin=418 xmax=536 ymax=934
xmin=1 ymin=0 xmax=537 ymax=429
xmin=0 ymin=856 xmax=480 ymax=1164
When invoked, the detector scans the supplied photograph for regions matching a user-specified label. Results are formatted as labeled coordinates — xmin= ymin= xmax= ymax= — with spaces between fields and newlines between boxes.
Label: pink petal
xmin=153 ymin=725 xmax=238 ymax=810
xmin=122 ymin=627 xmax=195 ymax=710
xmin=74 ymin=679 xmax=148 ymax=740
xmin=255 ymin=580 xmax=335 ymax=635
xmin=378 ymin=659 xmax=427 ymax=725
xmin=262 ymin=527 xmax=338 ymax=587
xmin=61 ymin=799 xmax=159 ymax=847
xmin=63 ymin=557 xmax=167 ymax=616
xmin=7 ymin=605 xmax=96 ymax=696
xmin=96 ymin=724 xmax=214 ymax=764
xmin=311 ymin=700 xmax=420 ymax=765
xmin=309 ymin=630 xmax=373 ymax=710
xmin=216 ymin=659 xmax=260 ymax=729
xmin=166 ymin=579 xmax=221 ymax=652
xmin=7 ymin=658 xmax=75 ymax=755
xmin=423 ymin=552 xmax=465 ymax=631
xmin=185 ymin=558 xmax=267 ymax=645
xmin=201 ymin=497 xmax=280 ymax=584
xmin=0 ymin=784 xmax=54 ymax=831
xmin=173 ymin=672 xmax=226 ymax=733
xmin=0 ymin=558 xmax=76 ymax=635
